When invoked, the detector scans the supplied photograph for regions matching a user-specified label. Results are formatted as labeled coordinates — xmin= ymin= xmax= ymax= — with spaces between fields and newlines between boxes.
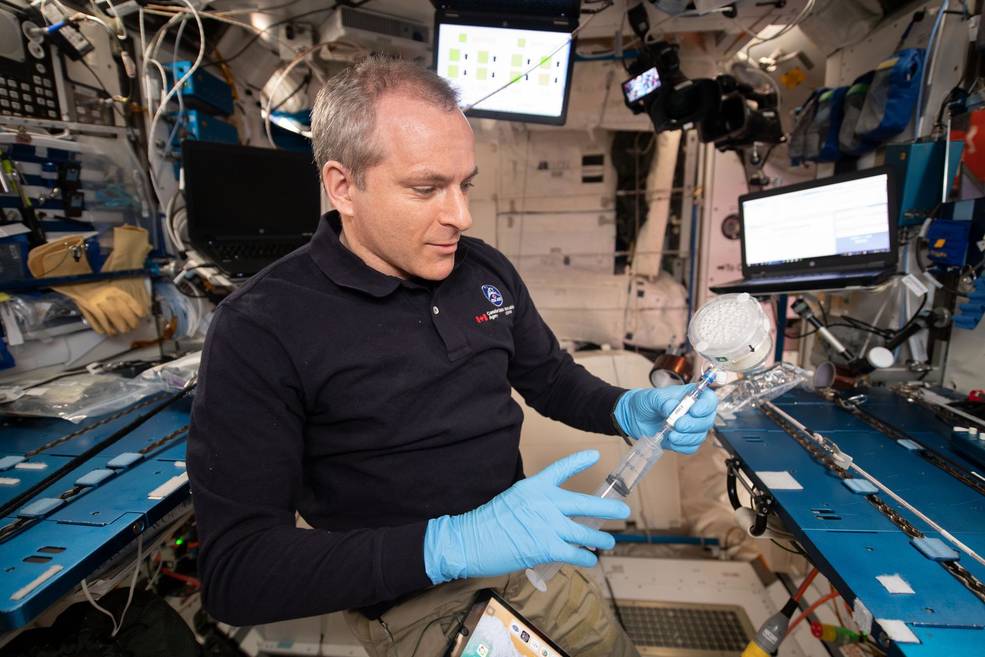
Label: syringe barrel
xmin=607 ymin=435 xmax=664 ymax=493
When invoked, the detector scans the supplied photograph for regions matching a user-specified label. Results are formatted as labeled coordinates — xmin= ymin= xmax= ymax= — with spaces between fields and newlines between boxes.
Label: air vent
xmin=320 ymin=7 xmax=430 ymax=61
xmin=612 ymin=600 xmax=754 ymax=657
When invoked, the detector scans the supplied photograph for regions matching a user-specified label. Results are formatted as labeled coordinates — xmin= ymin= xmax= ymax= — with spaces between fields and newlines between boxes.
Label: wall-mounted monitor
xmin=433 ymin=13 xmax=576 ymax=125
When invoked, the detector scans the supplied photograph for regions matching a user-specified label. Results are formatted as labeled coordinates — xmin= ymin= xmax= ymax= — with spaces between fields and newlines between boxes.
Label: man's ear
xmin=322 ymin=161 xmax=356 ymax=216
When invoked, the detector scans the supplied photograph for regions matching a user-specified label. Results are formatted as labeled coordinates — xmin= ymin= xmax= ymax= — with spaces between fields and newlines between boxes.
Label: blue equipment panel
xmin=165 ymin=61 xmax=234 ymax=116
xmin=884 ymin=141 xmax=964 ymax=226
xmin=0 ymin=397 xmax=192 ymax=631
xmin=0 ymin=394 xmax=169 ymax=458
xmin=717 ymin=388 xmax=985 ymax=656
xmin=168 ymin=109 xmax=239 ymax=147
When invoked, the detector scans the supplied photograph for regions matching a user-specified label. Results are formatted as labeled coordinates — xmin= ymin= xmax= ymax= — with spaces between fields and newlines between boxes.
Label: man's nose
xmin=440 ymin=187 xmax=473 ymax=232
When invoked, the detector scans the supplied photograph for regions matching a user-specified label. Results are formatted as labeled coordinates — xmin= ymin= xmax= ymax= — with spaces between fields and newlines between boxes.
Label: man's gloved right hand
xmin=423 ymin=450 xmax=630 ymax=585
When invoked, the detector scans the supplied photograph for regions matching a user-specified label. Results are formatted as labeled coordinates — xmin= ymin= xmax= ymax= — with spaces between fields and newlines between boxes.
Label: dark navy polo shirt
xmin=187 ymin=211 xmax=627 ymax=625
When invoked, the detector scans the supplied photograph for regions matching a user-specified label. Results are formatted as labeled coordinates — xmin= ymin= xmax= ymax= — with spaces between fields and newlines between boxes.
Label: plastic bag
xmin=1 ymin=374 xmax=165 ymax=423
xmin=717 ymin=362 xmax=814 ymax=417
xmin=139 ymin=352 xmax=201 ymax=391
xmin=3 ymin=292 xmax=84 ymax=337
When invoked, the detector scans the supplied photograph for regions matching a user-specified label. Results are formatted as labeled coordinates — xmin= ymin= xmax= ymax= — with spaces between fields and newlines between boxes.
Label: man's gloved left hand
xmin=614 ymin=384 xmax=718 ymax=454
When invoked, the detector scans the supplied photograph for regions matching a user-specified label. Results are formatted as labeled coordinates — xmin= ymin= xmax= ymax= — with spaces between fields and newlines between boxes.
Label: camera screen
xmin=623 ymin=67 xmax=661 ymax=103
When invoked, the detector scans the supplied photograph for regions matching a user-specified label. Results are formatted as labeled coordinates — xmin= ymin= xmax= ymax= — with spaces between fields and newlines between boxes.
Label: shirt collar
xmin=308 ymin=211 xmax=470 ymax=298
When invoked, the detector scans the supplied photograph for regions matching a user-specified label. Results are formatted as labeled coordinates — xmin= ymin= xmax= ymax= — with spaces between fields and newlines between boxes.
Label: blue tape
xmin=0 ymin=456 xmax=26 ymax=471
xmin=843 ymin=478 xmax=879 ymax=494
xmin=106 ymin=452 xmax=143 ymax=469
xmin=75 ymin=469 xmax=115 ymax=487
xmin=911 ymin=537 xmax=960 ymax=562
xmin=897 ymin=439 xmax=924 ymax=451
xmin=18 ymin=497 xmax=64 ymax=518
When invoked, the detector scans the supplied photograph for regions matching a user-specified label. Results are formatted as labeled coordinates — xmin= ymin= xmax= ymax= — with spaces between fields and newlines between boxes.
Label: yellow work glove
xmin=101 ymin=225 xmax=152 ymax=312
xmin=27 ymin=235 xmax=145 ymax=336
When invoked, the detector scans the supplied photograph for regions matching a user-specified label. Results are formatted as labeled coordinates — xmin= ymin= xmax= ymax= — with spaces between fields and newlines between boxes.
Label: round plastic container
xmin=688 ymin=293 xmax=772 ymax=372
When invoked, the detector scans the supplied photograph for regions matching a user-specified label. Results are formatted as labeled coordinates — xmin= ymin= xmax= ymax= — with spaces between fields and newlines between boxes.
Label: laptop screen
xmin=741 ymin=170 xmax=893 ymax=270
xmin=183 ymin=142 xmax=321 ymax=240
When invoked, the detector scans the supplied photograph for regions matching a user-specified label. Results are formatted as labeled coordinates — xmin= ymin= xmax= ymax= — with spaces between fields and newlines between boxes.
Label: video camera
xmin=620 ymin=6 xmax=783 ymax=151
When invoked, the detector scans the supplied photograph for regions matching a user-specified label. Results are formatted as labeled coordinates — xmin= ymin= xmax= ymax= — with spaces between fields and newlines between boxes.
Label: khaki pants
xmin=344 ymin=565 xmax=640 ymax=657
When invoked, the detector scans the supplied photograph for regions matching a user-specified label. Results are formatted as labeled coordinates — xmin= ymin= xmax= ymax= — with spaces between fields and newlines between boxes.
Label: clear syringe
xmin=526 ymin=366 xmax=720 ymax=592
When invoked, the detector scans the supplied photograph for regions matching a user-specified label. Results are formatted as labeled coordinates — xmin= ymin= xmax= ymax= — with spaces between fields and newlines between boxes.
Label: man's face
xmin=332 ymin=92 xmax=477 ymax=281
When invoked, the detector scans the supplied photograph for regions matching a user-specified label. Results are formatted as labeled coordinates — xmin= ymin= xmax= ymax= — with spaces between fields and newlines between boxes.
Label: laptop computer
xmin=182 ymin=141 xmax=321 ymax=278
xmin=710 ymin=166 xmax=898 ymax=295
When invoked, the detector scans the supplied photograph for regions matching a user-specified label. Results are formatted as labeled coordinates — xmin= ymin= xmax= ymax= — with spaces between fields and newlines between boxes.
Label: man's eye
xmin=413 ymin=187 xmax=436 ymax=195
xmin=462 ymin=181 xmax=475 ymax=192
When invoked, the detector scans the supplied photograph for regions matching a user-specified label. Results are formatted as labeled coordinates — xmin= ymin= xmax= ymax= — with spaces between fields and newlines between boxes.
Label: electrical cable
xmin=787 ymin=589 xmax=840 ymax=634
xmin=143 ymin=0 xmax=204 ymax=206
xmin=770 ymin=538 xmax=808 ymax=555
xmin=164 ymin=12 xmax=190 ymax=153
xmin=409 ymin=612 xmax=465 ymax=657
xmin=114 ymin=530 xmax=143 ymax=636
xmin=158 ymin=567 xmax=200 ymax=588
xmin=81 ymin=532 xmax=143 ymax=637
xmin=914 ymin=238 xmax=972 ymax=298
xmin=601 ymin=566 xmax=628 ymax=632
xmin=897 ymin=292 xmax=928 ymax=338
xmin=786 ymin=289 xmax=923 ymax=341
xmin=87 ymin=0 xmax=123 ymax=39
xmin=11 ymin=350 xmax=159 ymax=397
xmin=738 ymin=0 xmax=816 ymax=61
xmin=271 ymin=70 xmax=312 ymax=113
xmin=785 ymin=321 xmax=893 ymax=340
xmin=177 ymin=263 xmax=221 ymax=273
xmin=914 ymin=1 xmax=950 ymax=139
xmin=860 ymin=281 xmax=898 ymax=354
xmin=258 ymin=0 xmax=311 ymax=10
xmin=44 ymin=0 xmax=123 ymax=42
xmin=262 ymin=45 xmax=324 ymax=147
xmin=200 ymin=3 xmax=366 ymax=68
xmin=139 ymin=4 xmax=328 ymax=72
xmin=840 ymin=315 xmax=895 ymax=336
xmin=173 ymin=280 xmax=209 ymax=299
xmin=832 ymin=583 xmax=846 ymax=627
xmin=138 ymin=8 xmax=178 ymax=204
xmin=78 ymin=54 xmax=132 ymax=104
xmin=581 ymin=0 xmax=614 ymax=14
xmin=80 ymin=579 xmax=121 ymax=633
xmin=60 ymin=55 xmax=129 ymax=122
xmin=163 ymin=185 xmax=186 ymax=254
xmin=793 ymin=568 xmax=819 ymax=601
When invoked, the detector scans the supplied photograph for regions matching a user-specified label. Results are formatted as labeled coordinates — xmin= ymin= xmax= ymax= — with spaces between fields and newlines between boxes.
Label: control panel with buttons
xmin=0 ymin=6 xmax=62 ymax=121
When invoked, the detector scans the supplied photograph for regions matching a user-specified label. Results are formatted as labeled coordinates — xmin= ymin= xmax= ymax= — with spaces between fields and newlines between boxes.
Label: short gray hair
xmin=310 ymin=55 xmax=460 ymax=188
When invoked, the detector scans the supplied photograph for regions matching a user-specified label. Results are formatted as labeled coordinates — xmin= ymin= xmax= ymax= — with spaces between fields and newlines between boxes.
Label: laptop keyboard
xmin=210 ymin=240 xmax=303 ymax=261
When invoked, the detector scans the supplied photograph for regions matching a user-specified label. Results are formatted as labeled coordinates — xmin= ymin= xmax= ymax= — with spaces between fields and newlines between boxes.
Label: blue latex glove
xmin=613 ymin=384 xmax=718 ymax=454
xmin=424 ymin=450 xmax=630 ymax=585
